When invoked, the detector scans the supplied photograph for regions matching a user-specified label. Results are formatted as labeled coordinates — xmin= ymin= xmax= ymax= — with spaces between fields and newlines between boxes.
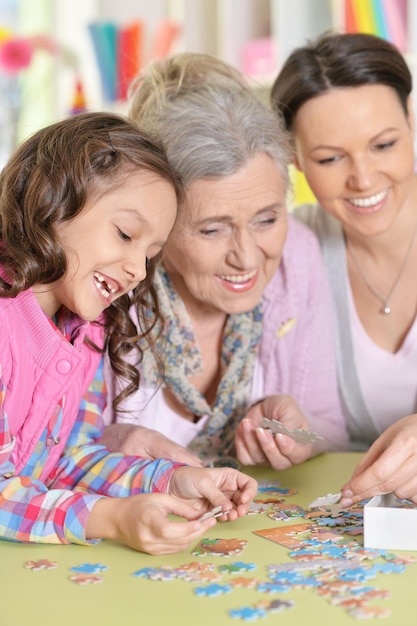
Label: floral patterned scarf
xmin=140 ymin=265 xmax=263 ymax=466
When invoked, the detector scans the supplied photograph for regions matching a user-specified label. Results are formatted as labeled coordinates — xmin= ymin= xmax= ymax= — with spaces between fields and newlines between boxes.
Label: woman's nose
xmin=227 ymin=230 xmax=257 ymax=268
xmin=348 ymin=156 xmax=375 ymax=191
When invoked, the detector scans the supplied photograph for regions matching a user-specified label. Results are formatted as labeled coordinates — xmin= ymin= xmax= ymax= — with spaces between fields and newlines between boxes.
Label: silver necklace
xmin=347 ymin=227 xmax=417 ymax=315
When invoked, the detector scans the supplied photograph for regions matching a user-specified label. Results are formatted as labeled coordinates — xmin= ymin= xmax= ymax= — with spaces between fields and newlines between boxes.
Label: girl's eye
xmin=117 ymin=228 xmax=131 ymax=242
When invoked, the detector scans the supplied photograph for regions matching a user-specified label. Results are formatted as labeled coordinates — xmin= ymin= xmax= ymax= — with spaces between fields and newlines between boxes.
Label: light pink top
xmin=104 ymin=358 xmax=265 ymax=447
xmin=348 ymin=283 xmax=417 ymax=433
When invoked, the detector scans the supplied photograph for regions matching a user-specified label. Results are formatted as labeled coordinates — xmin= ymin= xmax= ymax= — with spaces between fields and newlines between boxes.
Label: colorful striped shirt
xmin=0 ymin=357 xmax=182 ymax=546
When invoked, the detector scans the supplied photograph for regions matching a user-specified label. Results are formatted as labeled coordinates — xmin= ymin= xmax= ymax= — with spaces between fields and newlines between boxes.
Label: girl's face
xmin=293 ymin=84 xmax=416 ymax=238
xmin=162 ymin=153 xmax=288 ymax=316
xmin=33 ymin=170 xmax=177 ymax=320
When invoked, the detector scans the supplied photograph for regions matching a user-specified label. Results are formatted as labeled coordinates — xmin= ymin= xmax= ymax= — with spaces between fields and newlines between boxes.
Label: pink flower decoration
xmin=0 ymin=37 xmax=34 ymax=74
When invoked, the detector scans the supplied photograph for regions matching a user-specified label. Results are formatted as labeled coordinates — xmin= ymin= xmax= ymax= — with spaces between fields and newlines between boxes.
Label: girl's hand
xmin=168 ymin=466 xmax=258 ymax=520
xmin=340 ymin=414 xmax=417 ymax=507
xmin=99 ymin=424 xmax=203 ymax=467
xmin=235 ymin=394 xmax=317 ymax=469
xmin=86 ymin=493 xmax=217 ymax=555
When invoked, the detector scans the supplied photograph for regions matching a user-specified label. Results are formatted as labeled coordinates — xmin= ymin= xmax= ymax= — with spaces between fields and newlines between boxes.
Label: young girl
xmin=0 ymin=112 xmax=257 ymax=554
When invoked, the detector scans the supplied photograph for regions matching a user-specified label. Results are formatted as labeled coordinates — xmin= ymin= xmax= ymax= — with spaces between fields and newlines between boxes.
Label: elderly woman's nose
xmin=227 ymin=230 xmax=258 ymax=266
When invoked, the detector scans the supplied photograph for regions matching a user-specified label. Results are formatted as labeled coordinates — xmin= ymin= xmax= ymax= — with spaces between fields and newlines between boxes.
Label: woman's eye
xmin=374 ymin=140 xmax=395 ymax=151
xmin=117 ymin=228 xmax=131 ymax=242
xmin=260 ymin=217 xmax=277 ymax=225
xmin=200 ymin=228 xmax=219 ymax=236
xmin=318 ymin=155 xmax=340 ymax=165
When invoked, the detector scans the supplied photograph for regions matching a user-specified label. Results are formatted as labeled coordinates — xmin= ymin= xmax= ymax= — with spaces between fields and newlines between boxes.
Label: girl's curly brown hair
xmin=0 ymin=111 xmax=182 ymax=410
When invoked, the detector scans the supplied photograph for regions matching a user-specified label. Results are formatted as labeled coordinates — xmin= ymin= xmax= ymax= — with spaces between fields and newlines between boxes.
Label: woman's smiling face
xmin=162 ymin=153 xmax=288 ymax=315
xmin=293 ymin=84 xmax=416 ymax=238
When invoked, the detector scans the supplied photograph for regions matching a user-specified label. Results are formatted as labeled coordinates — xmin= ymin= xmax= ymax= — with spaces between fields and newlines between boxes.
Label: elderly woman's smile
xmin=162 ymin=153 xmax=288 ymax=316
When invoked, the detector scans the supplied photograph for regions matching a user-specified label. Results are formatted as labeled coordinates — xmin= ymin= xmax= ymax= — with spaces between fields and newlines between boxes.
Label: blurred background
xmin=0 ymin=0 xmax=413 ymax=203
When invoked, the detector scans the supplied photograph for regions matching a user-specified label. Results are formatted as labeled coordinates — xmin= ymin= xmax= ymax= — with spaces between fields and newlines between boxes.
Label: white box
xmin=364 ymin=493 xmax=417 ymax=551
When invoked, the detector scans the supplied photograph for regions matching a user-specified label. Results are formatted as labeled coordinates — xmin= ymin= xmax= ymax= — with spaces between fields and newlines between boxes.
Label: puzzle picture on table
xmin=24 ymin=479 xmax=417 ymax=622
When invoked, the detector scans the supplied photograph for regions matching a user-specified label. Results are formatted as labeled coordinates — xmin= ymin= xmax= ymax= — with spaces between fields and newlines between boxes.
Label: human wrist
xmin=85 ymin=496 xmax=122 ymax=542
xmin=249 ymin=397 xmax=265 ymax=410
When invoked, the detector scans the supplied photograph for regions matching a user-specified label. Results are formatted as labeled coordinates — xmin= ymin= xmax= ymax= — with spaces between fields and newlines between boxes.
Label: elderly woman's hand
xmin=99 ymin=424 xmax=203 ymax=467
xmin=235 ymin=394 xmax=314 ymax=470
xmin=340 ymin=413 xmax=417 ymax=507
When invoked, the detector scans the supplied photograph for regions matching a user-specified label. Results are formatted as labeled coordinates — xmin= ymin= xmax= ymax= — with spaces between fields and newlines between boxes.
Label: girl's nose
xmin=123 ymin=252 xmax=147 ymax=284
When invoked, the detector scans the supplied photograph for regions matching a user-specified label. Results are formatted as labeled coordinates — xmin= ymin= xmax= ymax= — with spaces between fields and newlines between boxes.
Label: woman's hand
xmin=340 ymin=414 xmax=417 ymax=507
xmin=235 ymin=394 xmax=317 ymax=470
xmin=99 ymin=424 xmax=203 ymax=467
xmin=87 ymin=493 xmax=217 ymax=555
xmin=168 ymin=466 xmax=258 ymax=520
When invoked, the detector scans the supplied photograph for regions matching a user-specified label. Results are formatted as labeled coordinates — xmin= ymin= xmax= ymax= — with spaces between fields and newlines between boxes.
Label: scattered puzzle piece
xmin=218 ymin=561 xmax=257 ymax=574
xmin=256 ymin=580 xmax=291 ymax=593
xmin=24 ymin=559 xmax=57 ymax=571
xmin=229 ymin=606 xmax=267 ymax=621
xmin=308 ymin=493 xmax=342 ymax=508
xmin=255 ymin=598 xmax=294 ymax=614
xmin=248 ymin=501 xmax=269 ymax=515
xmin=261 ymin=417 xmax=323 ymax=444
xmin=192 ymin=538 xmax=248 ymax=557
xmin=131 ymin=567 xmax=160 ymax=579
xmin=230 ymin=598 xmax=294 ymax=621
xmin=257 ymin=480 xmax=297 ymax=497
xmin=229 ymin=577 xmax=259 ymax=589
xmin=198 ymin=505 xmax=230 ymax=522
xmin=253 ymin=523 xmax=313 ymax=548
xmin=69 ymin=574 xmax=104 ymax=585
xmin=69 ymin=563 xmax=108 ymax=574
xmin=194 ymin=583 xmax=232 ymax=597
xmin=348 ymin=606 xmax=391 ymax=619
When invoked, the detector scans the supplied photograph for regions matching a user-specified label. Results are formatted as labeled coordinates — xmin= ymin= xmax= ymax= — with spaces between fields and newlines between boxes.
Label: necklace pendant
xmin=382 ymin=304 xmax=391 ymax=315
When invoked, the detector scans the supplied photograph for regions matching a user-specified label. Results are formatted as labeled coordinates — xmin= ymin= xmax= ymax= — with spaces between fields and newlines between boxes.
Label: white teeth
xmin=349 ymin=190 xmax=387 ymax=208
xmin=220 ymin=270 xmax=256 ymax=283
xmin=94 ymin=272 xmax=117 ymax=298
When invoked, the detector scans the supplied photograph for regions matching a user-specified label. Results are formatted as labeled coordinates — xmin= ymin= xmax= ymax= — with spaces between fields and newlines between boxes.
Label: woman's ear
xmin=293 ymin=153 xmax=303 ymax=172
xmin=406 ymin=95 xmax=415 ymax=134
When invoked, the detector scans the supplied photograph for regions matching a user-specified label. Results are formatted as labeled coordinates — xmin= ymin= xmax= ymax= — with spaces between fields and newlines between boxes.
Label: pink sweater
xmin=258 ymin=217 xmax=347 ymax=449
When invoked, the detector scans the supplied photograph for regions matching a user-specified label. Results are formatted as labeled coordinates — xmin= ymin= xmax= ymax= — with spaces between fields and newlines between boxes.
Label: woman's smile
xmin=345 ymin=189 xmax=389 ymax=215
xmin=217 ymin=270 xmax=258 ymax=293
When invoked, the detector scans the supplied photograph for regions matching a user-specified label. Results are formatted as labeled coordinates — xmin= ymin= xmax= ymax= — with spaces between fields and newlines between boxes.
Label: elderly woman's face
xmin=162 ymin=153 xmax=288 ymax=315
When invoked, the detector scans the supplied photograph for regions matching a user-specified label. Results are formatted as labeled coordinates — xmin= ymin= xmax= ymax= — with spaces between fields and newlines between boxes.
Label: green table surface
xmin=0 ymin=452 xmax=415 ymax=626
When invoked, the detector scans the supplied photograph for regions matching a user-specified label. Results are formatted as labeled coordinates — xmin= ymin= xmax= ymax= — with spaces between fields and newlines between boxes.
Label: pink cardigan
xmin=0 ymin=287 xmax=104 ymax=478
xmin=259 ymin=216 xmax=347 ymax=449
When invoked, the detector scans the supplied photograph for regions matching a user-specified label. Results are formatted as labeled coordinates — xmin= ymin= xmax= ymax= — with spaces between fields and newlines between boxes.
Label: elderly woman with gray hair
xmin=100 ymin=52 xmax=348 ymax=469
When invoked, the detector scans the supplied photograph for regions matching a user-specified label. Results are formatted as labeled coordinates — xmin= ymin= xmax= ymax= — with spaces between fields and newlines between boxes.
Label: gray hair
xmin=128 ymin=53 xmax=293 ymax=189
